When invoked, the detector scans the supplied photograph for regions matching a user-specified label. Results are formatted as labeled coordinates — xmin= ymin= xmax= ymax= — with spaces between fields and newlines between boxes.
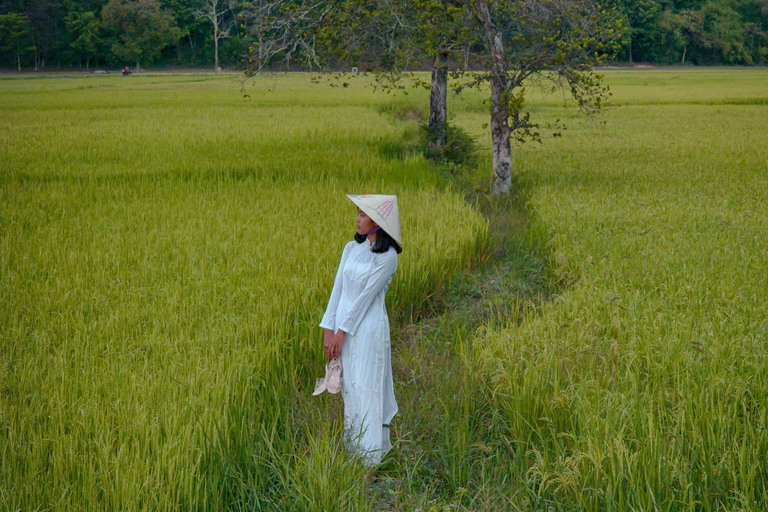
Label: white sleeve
xmin=319 ymin=243 xmax=353 ymax=331
xmin=338 ymin=249 xmax=397 ymax=337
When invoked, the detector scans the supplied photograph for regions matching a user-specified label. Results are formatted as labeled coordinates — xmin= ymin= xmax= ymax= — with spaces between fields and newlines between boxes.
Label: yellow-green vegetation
xmin=449 ymin=69 xmax=768 ymax=510
xmin=3 ymin=69 xmax=767 ymax=512
xmin=0 ymin=73 xmax=487 ymax=511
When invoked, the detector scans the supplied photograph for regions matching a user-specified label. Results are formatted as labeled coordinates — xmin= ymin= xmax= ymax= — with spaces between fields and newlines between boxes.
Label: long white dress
xmin=319 ymin=238 xmax=399 ymax=466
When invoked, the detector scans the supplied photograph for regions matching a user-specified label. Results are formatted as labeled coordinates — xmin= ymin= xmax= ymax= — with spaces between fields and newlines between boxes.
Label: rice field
xmin=453 ymin=69 xmax=768 ymax=511
xmin=0 ymin=73 xmax=487 ymax=511
xmin=2 ymin=68 xmax=767 ymax=511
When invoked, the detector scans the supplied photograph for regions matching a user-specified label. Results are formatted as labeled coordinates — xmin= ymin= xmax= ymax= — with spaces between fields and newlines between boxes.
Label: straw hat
xmin=347 ymin=194 xmax=402 ymax=247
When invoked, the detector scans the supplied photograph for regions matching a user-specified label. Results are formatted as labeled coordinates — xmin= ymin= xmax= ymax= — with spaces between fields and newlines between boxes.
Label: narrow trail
xmin=367 ymin=183 xmax=556 ymax=509
xmin=275 ymin=122 xmax=560 ymax=510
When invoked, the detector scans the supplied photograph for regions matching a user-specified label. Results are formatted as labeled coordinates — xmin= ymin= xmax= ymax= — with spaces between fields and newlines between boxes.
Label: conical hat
xmin=347 ymin=194 xmax=402 ymax=247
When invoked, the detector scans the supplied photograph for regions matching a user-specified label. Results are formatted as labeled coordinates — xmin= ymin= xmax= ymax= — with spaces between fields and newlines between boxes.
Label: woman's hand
xmin=324 ymin=329 xmax=346 ymax=359
xmin=323 ymin=329 xmax=334 ymax=358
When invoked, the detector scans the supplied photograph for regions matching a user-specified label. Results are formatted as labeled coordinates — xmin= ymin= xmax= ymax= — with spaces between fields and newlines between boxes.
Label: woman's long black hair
xmin=354 ymin=229 xmax=402 ymax=254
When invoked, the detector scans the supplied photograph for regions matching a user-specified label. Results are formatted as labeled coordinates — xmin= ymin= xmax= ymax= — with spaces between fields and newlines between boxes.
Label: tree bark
xmin=214 ymin=33 xmax=219 ymax=70
xmin=490 ymin=75 xmax=512 ymax=194
xmin=214 ymin=4 xmax=220 ymax=71
xmin=473 ymin=0 xmax=513 ymax=194
xmin=428 ymin=51 xmax=448 ymax=157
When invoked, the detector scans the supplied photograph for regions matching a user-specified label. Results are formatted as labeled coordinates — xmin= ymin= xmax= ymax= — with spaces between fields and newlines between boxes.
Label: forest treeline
xmin=1 ymin=0 xmax=767 ymax=72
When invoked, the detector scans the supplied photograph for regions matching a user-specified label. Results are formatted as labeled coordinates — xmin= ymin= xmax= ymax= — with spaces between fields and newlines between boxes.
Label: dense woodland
xmin=0 ymin=0 xmax=767 ymax=72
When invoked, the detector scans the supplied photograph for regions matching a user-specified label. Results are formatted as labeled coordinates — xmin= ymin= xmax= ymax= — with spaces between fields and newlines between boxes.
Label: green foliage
xmin=616 ymin=0 xmax=768 ymax=63
xmin=101 ymin=0 xmax=182 ymax=66
xmin=700 ymin=1 xmax=752 ymax=63
xmin=314 ymin=0 xmax=474 ymax=89
xmin=65 ymin=10 xmax=102 ymax=64
xmin=0 ymin=12 xmax=33 ymax=68
xmin=420 ymin=121 xmax=478 ymax=170
xmin=0 ymin=0 xmax=767 ymax=70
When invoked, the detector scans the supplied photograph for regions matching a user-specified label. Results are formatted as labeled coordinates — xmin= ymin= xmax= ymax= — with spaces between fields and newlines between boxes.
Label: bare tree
xmin=240 ymin=0 xmax=338 ymax=73
xmin=195 ymin=0 xmax=236 ymax=72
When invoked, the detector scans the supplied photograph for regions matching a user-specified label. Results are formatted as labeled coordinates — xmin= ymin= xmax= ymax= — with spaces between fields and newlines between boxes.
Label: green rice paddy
xmin=0 ymin=73 xmax=487 ymax=511
xmin=460 ymin=69 xmax=768 ymax=511
xmin=1 ymin=68 xmax=767 ymax=511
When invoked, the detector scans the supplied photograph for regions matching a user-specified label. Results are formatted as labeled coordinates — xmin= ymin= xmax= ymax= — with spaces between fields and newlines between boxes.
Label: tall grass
xmin=4 ymin=69 xmax=767 ymax=511
xmin=0 ymin=73 xmax=488 ymax=511
xmin=456 ymin=69 xmax=768 ymax=510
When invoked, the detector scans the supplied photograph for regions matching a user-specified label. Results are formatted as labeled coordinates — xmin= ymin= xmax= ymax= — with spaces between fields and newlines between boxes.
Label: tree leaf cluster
xmin=0 ymin=0 xmax=766 ymax=70
xmin=616 ymin=0 xmax=768 ymax=64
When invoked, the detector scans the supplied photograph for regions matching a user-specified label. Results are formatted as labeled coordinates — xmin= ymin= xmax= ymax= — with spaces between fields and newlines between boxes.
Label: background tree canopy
xmin=0 ymin=0 xmax=766 ymax=70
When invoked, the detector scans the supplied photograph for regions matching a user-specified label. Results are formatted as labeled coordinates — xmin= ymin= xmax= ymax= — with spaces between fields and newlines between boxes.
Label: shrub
xmin=421 ymin=121 xmax=478 ymax=169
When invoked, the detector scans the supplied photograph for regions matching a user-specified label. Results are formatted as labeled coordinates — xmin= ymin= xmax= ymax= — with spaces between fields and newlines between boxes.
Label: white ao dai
xmin=319 ymin=238 xmax=398 ymax=466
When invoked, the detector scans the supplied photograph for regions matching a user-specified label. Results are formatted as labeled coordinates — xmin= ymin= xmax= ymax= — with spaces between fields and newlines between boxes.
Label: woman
xmin=319 ymin=194 xmax=402 ymax=467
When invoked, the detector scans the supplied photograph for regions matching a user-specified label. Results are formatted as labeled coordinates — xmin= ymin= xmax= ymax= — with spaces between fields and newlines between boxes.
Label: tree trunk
xmin=214 ymin=8 xmax=220 ymax=71
xmin=474 ymin=0 xmax=513 ymax=194
xmin=258 ymin=28 xmax=263 ymax=64
xmin=490 ymin=76 xmax=512 ymax=194
xmin=214 ymin=38 xmax=219 ymax=71
xmin=682 ymin=46 xmax=687 ymax=64
xmin=136 ymin=60 xmax=140 ymax=73
xmin=215 ymin=36 xmax=219 ymax=71
xmin=258 ymin=0 xmax=264 ymax=65
xmin=428 ymin=52 xmax=448 ymax=157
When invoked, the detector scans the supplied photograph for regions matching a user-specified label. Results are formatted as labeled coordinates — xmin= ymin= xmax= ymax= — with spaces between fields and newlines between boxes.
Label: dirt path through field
xmin=368 ymin=187 xmax=557 ymax=509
